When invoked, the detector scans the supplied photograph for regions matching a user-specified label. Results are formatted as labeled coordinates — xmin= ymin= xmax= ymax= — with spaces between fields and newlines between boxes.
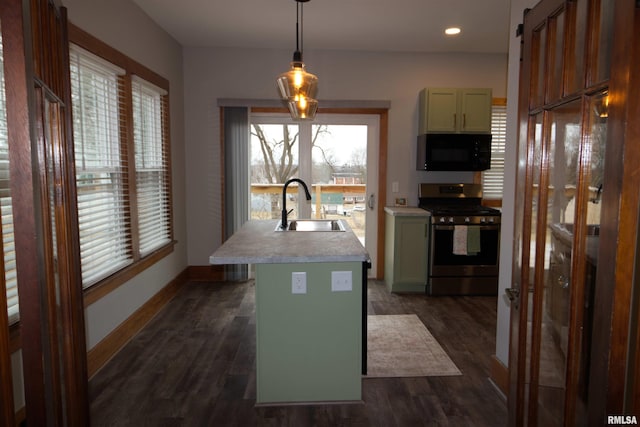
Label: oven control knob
xmin=439 ymin=217 xmax=446 ymax=223
xmin=489 ymin=217 xmax=495 ymax=223
xmin=480 ymin=217 xmax=486 ymax=223
xmin=465 ymin=217 xmax=470 ymax=223
xmin=449 ymin=217 xmax=454 ymax=223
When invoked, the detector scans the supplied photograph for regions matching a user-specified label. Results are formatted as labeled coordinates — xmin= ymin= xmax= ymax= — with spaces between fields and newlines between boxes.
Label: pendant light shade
xmin=286 ymin=96 xmax=318 ymax=120
xmin=276 ymin=61 xmax=318 ymax=101
xmin=277 ymin=0 xmax=318 ymax=120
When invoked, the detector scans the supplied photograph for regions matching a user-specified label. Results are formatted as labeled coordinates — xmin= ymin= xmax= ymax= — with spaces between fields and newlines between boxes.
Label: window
xmin=0 ymin=31 xmax=19 ymax=323
xmin=70 ymin=46 xmax=131 ymax=286
xmin=132 ymin=78 xmax=171 ymax=256
xmin=482 ymin=100 xmax=507 ymax=202
xmin=70 ymin=40 xmax=172 ymax=290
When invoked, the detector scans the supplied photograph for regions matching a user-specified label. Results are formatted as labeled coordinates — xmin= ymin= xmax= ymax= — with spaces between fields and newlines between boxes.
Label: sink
xmin=276 ymin=219 xmax=346 ymax=232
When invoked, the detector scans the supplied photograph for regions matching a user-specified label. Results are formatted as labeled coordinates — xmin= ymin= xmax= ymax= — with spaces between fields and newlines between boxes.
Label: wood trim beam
xmin=376 ymin=110 xmax=388 ymax=279
xmin=2 ymin=0 xmax=48 ymax=423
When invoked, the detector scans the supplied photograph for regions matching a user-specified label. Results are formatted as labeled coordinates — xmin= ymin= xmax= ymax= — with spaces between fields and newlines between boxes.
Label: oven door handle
xmin=433 ymin=224 xmax=500 ymax=231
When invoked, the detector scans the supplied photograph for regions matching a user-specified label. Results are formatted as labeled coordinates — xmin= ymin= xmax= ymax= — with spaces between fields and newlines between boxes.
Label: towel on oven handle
xmin=453 ymin=225 xmax=468 ymax=255
xmin=453 ymin=225 xmax=481 ymax=256
xmin=467 ymin=226 xmax=481 ymax=255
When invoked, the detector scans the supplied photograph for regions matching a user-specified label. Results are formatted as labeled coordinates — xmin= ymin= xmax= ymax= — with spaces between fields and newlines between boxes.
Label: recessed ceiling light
xmin=445 ymin=27 xmax=462 ymax=36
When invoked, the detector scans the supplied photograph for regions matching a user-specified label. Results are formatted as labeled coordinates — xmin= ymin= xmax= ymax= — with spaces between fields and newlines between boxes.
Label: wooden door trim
xmin=511 ymin=0 xmax=640 ymax=425
xmin=589 ymin=0 xmax=640 ymax=421
xmin=1 ymin=0 xmax=48 ymax=424
xmin=0 ymin=0 xmax=22 ymax=423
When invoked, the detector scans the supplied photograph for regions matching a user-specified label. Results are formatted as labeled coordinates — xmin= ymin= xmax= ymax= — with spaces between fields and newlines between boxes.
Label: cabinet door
xmin=394 ymin=217 xmax=429 ymax=284
xmin=459 ymin=88 xmax=492 ymax=133
xmin=424 ymin=88 xmax=458 ymax=133
xmin=420 ymin=88 xmax=492 ymax=133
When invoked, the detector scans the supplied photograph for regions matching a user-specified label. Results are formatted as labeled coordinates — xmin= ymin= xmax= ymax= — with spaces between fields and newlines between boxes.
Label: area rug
xmin=366 ymin=314 xmax=462 ymax=378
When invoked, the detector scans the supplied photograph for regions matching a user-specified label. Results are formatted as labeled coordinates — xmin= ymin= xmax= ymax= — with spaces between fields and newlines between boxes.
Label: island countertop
xmin=209 ymin=219 xmax=369 ymax=264
xmin=384 ymin=206 xmax=430 ymax=216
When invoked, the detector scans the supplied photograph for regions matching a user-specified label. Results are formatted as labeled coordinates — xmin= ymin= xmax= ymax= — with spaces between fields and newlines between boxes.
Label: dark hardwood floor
xmin=89 ymin=280 xmax=507 ymax=426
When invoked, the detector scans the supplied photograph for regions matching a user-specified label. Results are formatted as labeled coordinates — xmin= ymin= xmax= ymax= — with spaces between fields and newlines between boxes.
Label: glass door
xmin=310 ymin=114 xmax=379 ymax=277
xmin=250 ymin=113 xmax=379 ymax=276
xmin=509 ymin=0 xmax=614 ymax=425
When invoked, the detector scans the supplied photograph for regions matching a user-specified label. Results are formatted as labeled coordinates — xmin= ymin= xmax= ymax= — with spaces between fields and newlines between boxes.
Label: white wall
xmin=494 ymin=0 xmax=540 ymax=367
xmin=183 ymin=47 xmax=508 ymax=266
xmin=61 ymin=0 xmax=187 ymax=349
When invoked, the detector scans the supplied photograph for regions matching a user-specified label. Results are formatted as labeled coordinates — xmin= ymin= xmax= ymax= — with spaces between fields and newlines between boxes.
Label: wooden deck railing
xmin=251 ymin=183 xmax=366 ymax=219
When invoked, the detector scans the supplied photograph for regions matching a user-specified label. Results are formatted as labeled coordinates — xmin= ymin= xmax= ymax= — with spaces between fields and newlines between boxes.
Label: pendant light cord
xmin=299 ymin=2 xmax=304 ymax=55
xmin=295 ymin=1 xmax=299 ymax=53
xmin=293 ymin=0 xmax=304 ymax=62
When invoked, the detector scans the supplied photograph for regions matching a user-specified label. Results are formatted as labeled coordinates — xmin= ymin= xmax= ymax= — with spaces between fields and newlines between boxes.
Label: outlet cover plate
xmin=292 ymin=272 xmax=307 ymax=294
xmin=331 ymin=271 xmax=352 ymax=292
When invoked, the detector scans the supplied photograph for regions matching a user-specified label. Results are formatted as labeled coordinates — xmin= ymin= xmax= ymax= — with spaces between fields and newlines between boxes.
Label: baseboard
xmin=188 ymin=264 xmax=225 ymax=281
xmin=490 ymin=354 xmax=509 ymax=396
xmin=86 ymin=268 xmax=189 ymax=378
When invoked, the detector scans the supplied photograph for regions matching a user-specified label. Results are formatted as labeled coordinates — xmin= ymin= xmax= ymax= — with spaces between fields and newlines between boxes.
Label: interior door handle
xmin=505 ymin=287 xmax=520 ymax=301
xmin=505 ymin=287 xmax=520 ymax=310
xmin=368 ymin=193 xmax=375 ymax=210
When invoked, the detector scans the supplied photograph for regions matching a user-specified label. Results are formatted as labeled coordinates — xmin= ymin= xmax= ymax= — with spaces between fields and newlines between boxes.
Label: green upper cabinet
xmin=419 ymin=88 xmax=492 ymax=134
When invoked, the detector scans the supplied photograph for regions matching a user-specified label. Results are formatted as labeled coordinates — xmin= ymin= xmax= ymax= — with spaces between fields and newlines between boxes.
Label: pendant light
xmin=276 ymin=0 xmax=318 ymax=120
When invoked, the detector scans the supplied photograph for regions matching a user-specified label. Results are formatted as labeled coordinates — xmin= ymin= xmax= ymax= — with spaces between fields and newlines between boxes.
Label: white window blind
xmin=0 ymin=31 xmax=19 ymax=324
xmin=132 ymin=78 xmax=171 ymax=256
xmin=70 ymin=45 xmax=133 ymax=287
xmin=483 ymin=103 xmax=507 ymax=200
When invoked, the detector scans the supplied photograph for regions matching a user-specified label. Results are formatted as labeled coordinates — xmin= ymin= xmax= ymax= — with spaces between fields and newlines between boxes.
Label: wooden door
xmin=508 ymin=0 xmax=621 ymax=425
xmin=0 ymin=0 xmax=89 ymax=425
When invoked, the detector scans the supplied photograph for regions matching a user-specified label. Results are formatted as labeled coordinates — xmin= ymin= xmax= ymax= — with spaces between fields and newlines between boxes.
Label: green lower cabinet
xmin=255 ymin=262 xmax=362 ymax=404
xmin=384 ymin=213 xmax=429 ymax=293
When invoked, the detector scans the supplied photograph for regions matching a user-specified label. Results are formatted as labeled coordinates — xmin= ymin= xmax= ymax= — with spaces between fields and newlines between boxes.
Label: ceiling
xmin=132 ymin=0 xmax=512 ymax=54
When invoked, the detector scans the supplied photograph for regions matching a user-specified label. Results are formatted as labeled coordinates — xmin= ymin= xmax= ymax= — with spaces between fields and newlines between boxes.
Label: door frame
xmin=0 ymin=0 xmax=90 ymax=425
xmin=251 ymin=106 xmax=388 ymax=279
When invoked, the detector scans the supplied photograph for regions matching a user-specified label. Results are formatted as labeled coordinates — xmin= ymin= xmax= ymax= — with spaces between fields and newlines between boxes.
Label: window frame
xmin=482 ymin=98 xmax=507 ymax=207
xmin=69 ymin=24 xmax=174 ymax=306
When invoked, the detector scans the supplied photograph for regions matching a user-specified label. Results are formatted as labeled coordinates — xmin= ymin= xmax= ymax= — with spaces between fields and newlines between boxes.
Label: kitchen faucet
xmin=281 ymin=178 xmax=312 ymax=230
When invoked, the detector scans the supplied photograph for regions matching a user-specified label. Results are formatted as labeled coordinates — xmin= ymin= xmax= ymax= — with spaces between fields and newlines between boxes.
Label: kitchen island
xmin=209 ymin=219 xmax=369 ymax=405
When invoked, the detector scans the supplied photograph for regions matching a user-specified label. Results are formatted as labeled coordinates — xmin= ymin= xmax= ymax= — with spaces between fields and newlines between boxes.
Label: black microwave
xmin=416 ymin=133 xmax=492 ymax=171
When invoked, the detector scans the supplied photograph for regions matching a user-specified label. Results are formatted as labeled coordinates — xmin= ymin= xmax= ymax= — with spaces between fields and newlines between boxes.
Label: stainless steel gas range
xmin=418 ymin=183 xmax=501 ymax=296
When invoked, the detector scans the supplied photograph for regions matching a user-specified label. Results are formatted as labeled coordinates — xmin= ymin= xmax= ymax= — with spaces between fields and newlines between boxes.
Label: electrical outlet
xmin=331 ymin=271 xmax=352 ymax=292
xmin=291 ymin=272 xmax=307 ymax=294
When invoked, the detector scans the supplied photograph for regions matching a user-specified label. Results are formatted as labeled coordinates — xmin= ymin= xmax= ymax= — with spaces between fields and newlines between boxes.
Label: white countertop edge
xmin=209 ymin=254 xmax=370 ymax=265
xmin=209 ymin=219 xmax=369 ymax=265
xmin=384 ymin=206 xmax=430 ymax=216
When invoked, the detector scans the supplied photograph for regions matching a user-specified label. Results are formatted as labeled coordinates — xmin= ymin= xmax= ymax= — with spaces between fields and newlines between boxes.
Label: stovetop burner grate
xmin=418 ymin=203 xmax=501 ymax=216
